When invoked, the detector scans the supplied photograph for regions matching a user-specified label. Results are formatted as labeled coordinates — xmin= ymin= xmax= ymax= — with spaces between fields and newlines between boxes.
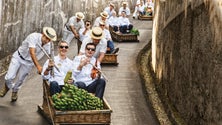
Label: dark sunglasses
xmin=100 ymin=25 xmax=105 ymax=26
xmin=86 ymin=47 xmax=95 ymax=51
xmin=59 ymin=46 xmax=69 ymax=49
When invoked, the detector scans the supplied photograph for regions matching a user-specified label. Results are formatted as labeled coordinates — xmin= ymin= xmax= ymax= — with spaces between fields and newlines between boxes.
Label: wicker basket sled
xmin=138 ymin=14 xmax=153 ymax=20
xmin=109 ymin=26 xmax=139 ymax=42
xmin=38 ymin=80 xmax=112 ymax=125
xmin=101 ymin=54 xmax=118 ymax=66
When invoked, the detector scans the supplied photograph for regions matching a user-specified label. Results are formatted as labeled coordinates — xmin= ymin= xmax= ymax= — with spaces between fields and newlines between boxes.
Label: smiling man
xmin=41 ymin=41 xmax=74 ymax=96
xmin=73 ymin=43 xmax=106 ymax=99
xmin=79 ymin=27 xmax=107 ymax=64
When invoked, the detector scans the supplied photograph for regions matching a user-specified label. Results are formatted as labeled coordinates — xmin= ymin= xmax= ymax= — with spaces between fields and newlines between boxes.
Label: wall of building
xmin=0 ymin=0 xmax=135 ymax=75
xmin=152 ymin=0 xmax=222 ymax=124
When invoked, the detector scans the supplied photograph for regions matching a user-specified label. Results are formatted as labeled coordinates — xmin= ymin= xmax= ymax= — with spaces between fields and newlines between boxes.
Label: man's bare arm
xmin=30 ymin=47 xmax=42 ymax=74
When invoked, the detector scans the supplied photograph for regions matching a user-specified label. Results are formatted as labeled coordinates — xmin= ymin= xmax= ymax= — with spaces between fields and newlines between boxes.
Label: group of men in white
xmin=133 ymin=0 xmax=154 ymax=18
xmin=0 ymin=1 xmax=154 ymax=102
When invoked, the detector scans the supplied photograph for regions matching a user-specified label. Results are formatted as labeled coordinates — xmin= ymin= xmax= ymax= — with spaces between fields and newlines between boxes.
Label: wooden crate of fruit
xmin=109 ymin=26 xmax=139 ymax=42
xmin=38 ymin=80 xmax=112 ymax=125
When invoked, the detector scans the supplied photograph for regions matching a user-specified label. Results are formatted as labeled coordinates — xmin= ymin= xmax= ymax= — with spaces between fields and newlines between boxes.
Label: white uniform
xmin=79 ymin=37 xmax=107 ymax=58
xmin=118 ymin=16 xmax=131 ymax=26
xmin=145 ymin=1 xmax=154 ymax=12
xmin=72 ymin=55 xmax=101 ymax=86
xmin=63 ymin=16 xmax=84 ymax=44
xmin=79 ymin=28 xmax=91 ymax=42
xmin=93 ymin=17 xmax=109 ymax=28
xmin=103 ymin=29 xmax=112 ymax=40
xmin=42 ymin=55 xmax=73 ymax=85
xmin=118 ymin=7 xmax=131 ymax=16
xmin=108 ymin=16 xmax=120 ymax=26
xmin=104 ymin=7 xmax=115 ymax=18
xmin=133 ymin=0 xmax=142 ymax=17
xmin=5 ymin=33 xmax=51 ymax=92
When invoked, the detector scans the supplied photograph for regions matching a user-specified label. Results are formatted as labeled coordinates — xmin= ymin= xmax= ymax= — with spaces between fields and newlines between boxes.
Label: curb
xmin=137 ymin=41 xmax=172 ymax=125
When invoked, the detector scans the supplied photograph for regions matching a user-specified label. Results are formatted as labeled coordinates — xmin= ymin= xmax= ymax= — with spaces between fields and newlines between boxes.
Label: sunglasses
xmin=100 ymin=24 xmax=105 ymax=26
xmin=86 ymin=47 xmax=95 ymax=51
xmin=59 ymin=46 xmax=69 ymax=49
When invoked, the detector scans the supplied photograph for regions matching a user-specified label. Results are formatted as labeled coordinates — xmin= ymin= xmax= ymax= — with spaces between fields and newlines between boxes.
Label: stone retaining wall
xmin=152 ymin=0 xmax=222 ymax=124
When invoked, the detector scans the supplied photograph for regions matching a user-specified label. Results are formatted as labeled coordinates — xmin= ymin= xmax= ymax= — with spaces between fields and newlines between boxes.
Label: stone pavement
xmin=0 ymin=18 xmax=159 ymax=125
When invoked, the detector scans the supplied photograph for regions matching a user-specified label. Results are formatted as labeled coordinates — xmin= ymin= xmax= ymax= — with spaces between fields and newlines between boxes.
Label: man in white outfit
xmin=93 ymin=11 xmax=109 ymax=29
xmin=119 ymin=11 xmax=133 ymax=34
xmin=104 ymin=2 xmax=115 ymax=18
xmin=42 ymin=41 xmax=74 ymax=96
xmin=62 ymin=12 xmax=85 ymax=44
xmin=133 ymin=0 xmax=144 ymax=18
xmin=79 ymin=27 xmax=107 ymax=64
xmin=118 ymin=2 xmax=131 ymax=17
xmin=0 ymin=27 xmax=57 ymax=102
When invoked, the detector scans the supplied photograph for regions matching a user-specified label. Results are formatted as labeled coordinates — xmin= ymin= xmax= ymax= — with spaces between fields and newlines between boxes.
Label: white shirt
xmin=79 ymin=28 xmax=91 ymax=41
xmin=72 ymin=55 xmax=101 ymax=86
xmin=118 ymin=16 xmax=131 ymax=26
xmin=118 ymin=7 xmax=131 ymax=16
xmin=18 ymin=33 xmax=50 ymax=62
xmin=108 ymin=16 xmax=120 ymax=26
xmin=103 ymin=29 xmax=112 ymax=40
xmin=42 ymin=55 xmax=73 ymax=85
xmin=136 ymin=0 xmax=141 ymax=5
xmin=145 ymin=1 xmax=154 ymax=11
xmin=80 ymin=37 xmax=107 ymax=58
xmin=66 ymin=16 xmax=84 ymax=31
xmin=104 ymin=7 xmax=115 ymax=18
xmin=93 ymin=17 xmax=109 ymax=28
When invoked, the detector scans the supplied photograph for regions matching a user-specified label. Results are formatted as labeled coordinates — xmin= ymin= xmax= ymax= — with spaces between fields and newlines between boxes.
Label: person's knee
xmin=76 ymin=82 xmax=86 ymax=89
xmin=98 ymin=79 xmax=106 ymax=87
xmin=50 ymin=81 xmax=59 ymax=87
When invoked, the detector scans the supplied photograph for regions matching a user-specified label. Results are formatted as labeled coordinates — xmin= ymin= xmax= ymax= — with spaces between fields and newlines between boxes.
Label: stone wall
xmin=153 ymin=0 xmax=222 ymax=124
xmin=0 ymin=0 xmax=136 ymax=74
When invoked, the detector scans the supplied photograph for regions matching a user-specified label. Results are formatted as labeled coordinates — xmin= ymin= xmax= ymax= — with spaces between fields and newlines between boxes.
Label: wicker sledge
xmin=138 ymin=14 xmax=153 ymax=20
xmin=101 ymin=54 xmax=118 ymax=66
xmin=38 ymin=80 xmax=112 ymax=125
xmin=109 ymin=26 xmax=139 ymax=42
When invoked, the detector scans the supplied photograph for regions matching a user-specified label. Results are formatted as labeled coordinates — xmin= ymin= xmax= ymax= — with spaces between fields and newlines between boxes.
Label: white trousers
xmin=5 ymin=51 xmax=34 ymax=92
xmin=133 ymin=6 xmax=139 ymax=17
xmin=62 ymin=27 xmax=74 ymax=45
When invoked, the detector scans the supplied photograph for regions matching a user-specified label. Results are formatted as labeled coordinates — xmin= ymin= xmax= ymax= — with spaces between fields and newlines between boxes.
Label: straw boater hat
xmin=43 ymin=27 xmax=57 ymax=41
xmin=122 ymin=1 xmax=128 ymax=6
xmin=100 ymin=11 xmax=109 ymax=19
xmin=75 ymin=12 xmax=85 ymax=20
xmin=90 ymin=27 xmax=104 ymax=39
xmin=110 ymin=2 xmax=115 ymax=8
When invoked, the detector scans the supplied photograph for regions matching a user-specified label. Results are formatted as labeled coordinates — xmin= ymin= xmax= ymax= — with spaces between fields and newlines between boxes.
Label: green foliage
xmin=52 ymin=84 xmax=104 ymax=111
xmin=130 ymin=28 xmax=140 ymax=36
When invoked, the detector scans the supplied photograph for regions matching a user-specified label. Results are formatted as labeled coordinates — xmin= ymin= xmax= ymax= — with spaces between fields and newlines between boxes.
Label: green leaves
xmin=130 ymin=28 xmax=140 ymax=36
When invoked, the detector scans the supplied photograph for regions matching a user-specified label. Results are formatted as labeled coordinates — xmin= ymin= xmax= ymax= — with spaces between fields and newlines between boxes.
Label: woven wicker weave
xmin=101 ymin=54 xmax=118 ymax=65
xmin=138 ymin=15 xmax=153 ymax=20
xmin=109 ymin=26 xmax=139 ymax=42
xmin=38 ymin=80 xmax=112 ymax=125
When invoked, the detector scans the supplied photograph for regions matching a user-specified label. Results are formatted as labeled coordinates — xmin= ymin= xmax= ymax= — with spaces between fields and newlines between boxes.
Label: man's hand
xmin=47 ymin=59 xmax=54 ymax=70
xmin=74 ymin=33 xmax=80 ymax=39
xmin=78 ymin=57 xmax=90 ymax=70
xmin=37 ymin=66 xmax=43 ymax=75
xmin=67 ymin=78 xmax=74 ymax=84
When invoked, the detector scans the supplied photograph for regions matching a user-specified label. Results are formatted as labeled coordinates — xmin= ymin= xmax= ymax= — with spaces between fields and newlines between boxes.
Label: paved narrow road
xmin=0 ymin=18 xmax=158 ymax=125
